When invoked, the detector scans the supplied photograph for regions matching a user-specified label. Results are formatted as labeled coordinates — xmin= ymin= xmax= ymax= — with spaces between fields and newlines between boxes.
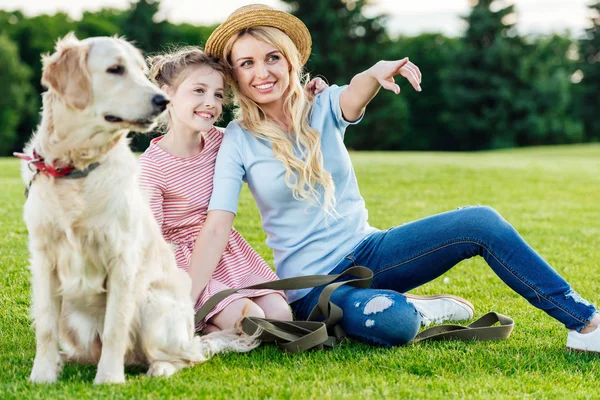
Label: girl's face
xmin=230 ymin=34 xmax=290 ymax=111
xmin=168 ymin=65 xmax=224 ymax=134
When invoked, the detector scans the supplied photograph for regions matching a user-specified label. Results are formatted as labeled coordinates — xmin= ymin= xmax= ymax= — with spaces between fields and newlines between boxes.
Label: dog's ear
xmin=42 ymin=33 xmax=92 ymax=110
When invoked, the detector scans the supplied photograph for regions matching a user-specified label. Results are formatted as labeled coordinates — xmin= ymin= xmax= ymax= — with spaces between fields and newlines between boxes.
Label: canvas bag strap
xmin=194 ymin=266 xmax=373 ymax=352
xmin=195 ymin=267 xmax=514 ymax=352
xmin=414 ymin=312 xmax=514 ymax=342
xmin=194 ymin=266 xmax=372 ymax=327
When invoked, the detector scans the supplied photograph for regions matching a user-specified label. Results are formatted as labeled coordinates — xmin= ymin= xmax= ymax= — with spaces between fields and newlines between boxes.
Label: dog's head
xmin=41 ymin=33 xmax=168 ymax=133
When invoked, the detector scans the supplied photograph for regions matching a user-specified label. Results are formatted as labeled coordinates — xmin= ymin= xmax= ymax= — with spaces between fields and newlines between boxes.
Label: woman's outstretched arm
xmin=339 ymin=58 xmax=422 ymax=121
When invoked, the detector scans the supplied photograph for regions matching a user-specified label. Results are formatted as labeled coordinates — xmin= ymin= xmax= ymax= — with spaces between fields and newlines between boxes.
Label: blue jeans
xmin=291 ymin=206 xmax=597 ymax=347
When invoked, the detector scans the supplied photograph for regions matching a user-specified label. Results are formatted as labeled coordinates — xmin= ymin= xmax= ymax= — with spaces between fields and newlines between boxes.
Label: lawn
xmin=1 ymin=145 xmax=599 ymax=399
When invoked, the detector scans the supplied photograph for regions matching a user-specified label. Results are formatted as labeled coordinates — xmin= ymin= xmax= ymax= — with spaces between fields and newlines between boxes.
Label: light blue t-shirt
xmin=209 ymin=85 xmax=377 ymax=303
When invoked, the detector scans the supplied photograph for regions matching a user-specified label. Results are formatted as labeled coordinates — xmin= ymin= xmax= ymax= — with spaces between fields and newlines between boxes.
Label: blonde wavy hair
xmin=147 ymin=46 xmax=228 ymax=131
xmin=223 ymin=27 xmax=336 ymax=215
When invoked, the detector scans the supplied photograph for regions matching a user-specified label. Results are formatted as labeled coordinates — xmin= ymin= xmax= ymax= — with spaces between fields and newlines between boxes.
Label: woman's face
xmin=168 ymin=65 xmax=225 ymax=134
xmin=230 ymin=34 xmax=290 ymax=110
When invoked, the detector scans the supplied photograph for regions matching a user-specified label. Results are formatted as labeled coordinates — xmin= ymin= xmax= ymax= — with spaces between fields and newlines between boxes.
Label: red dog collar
xmin=13 ymin=149 xmax=75 ymax=178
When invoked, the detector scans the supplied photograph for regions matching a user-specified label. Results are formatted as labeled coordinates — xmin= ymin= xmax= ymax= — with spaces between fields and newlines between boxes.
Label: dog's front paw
xmin=29 ymin=355 xmax=63 ymax=384
xmin=147 ymin=361 xmax=178 ymax=378
xmin=94 ymin=361 xmax=125 ymax=384
xmin=94 ymin=370 xmax=125 ymax=385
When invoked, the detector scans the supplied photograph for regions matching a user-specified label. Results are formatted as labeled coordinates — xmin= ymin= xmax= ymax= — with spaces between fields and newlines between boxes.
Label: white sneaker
xmin=566 ymin=326 xmax=600 ymax=354
xmin=405 ymin=294 xmax=475 ymax=327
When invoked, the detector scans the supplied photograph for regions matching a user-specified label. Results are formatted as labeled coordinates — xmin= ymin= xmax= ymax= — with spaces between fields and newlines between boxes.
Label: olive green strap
xmin=414 ymin=312 xmax=514 ymax=342
xmin=195 ymin=267 xmax=515 ymax=353
xmin=194 ymin=265 xmax=372 ymax=327
xmin=240 ymin=318 xmax=335 ymax=352
xmin=306 ymin=266 xmax=373 ymax=342
xmin=195 ymin=266 xmax=373 ymax=352
xmin=242 ymin=311 xmax=515 ymax=352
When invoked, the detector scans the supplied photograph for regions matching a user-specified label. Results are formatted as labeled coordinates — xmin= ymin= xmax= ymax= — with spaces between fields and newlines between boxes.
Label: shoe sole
xmin=566 ymin=346 xmax=600 ymax=354
xmin=404 ymin=293 xmax=475 ymax=318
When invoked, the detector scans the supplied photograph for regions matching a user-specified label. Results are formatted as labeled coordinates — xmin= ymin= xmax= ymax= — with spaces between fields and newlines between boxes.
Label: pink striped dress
xmin=138 ymin=127 xmax=284 ymax=331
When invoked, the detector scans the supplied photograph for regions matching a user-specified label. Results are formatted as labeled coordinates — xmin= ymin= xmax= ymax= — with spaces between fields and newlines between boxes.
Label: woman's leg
xmin=252 ymin=293 xmax=293 ymax=321
xmin=347 ymin=206 xmax=596 ymax=331
xmin=299 ymin=285 xmax=421 ymax=347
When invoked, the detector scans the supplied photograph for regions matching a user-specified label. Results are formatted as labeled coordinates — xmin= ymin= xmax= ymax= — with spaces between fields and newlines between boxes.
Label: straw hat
xmin=204 ymin=4 xmax=312 ymax=65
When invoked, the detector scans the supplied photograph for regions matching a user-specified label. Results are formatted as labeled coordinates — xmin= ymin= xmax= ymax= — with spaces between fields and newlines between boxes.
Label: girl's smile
xmin=168 ymin=66 xmax=225 ymax=135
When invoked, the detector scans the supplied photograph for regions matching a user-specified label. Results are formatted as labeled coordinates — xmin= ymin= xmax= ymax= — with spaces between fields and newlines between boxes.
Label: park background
xmin=0 ymin=0 xmax=599 ymax=155
xmin=1 ymin=1 xmax=600 ymax=398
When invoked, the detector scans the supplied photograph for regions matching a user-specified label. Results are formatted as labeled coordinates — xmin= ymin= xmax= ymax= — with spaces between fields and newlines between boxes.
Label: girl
xmin=197 ymin=4 xmax=600 ymax=350
xmin=140 ymin=47 xmax=321 ymax=333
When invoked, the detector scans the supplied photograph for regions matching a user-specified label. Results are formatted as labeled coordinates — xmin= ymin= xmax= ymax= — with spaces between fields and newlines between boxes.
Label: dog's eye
xmin=106 ymin=65 xmax=125 ymax=75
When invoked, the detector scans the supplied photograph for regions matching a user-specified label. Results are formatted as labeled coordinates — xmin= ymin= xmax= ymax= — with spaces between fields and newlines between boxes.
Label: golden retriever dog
xmin=17 ymin=33 xmax=257 ymax=385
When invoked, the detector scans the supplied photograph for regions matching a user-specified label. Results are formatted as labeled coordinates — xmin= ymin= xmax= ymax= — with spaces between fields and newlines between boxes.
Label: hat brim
xmin=205 ymin=8 xmax=312 ymax=66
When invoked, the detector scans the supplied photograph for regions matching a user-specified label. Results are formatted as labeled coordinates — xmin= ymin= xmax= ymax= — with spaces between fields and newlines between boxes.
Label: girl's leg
xmin=202 ymin=323 xmax=221 ymax=334
xmin=252 ymin=293 xmax=293 ymax=321
xmin=208 ymin=298 xmax=265 ymax=330
xmin=348 ymin=206 xmax=596 ymax=331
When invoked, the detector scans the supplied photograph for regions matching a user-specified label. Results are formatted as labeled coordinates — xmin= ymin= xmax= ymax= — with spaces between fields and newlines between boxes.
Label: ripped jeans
xmin=290 ymin=206 xmax=597 ymax=347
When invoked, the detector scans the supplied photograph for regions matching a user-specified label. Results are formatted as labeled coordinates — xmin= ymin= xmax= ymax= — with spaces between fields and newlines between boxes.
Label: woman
xmin=198 ymin=4 xmax=599 ymax=349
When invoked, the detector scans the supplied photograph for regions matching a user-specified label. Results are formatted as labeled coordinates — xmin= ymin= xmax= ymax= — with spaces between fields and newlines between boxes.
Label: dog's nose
xmin=152 ymin=94 xmax=170 ymax=112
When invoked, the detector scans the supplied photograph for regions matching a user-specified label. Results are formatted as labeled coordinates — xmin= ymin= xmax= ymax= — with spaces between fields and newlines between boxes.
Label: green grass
xmin=1 ymin=144 xmax=600 ymax=399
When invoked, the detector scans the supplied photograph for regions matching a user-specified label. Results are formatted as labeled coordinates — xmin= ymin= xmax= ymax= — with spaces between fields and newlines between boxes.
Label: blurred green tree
xmin=441 ymin=0 xmax=526 ymax=150
xmin=121 ymin=0 xmax=168 ymax=150
xmin=163 ymin=22 xmax=215 ymax=49
xmin=578 ymin=0 xmax=600 ymax=140
xmin=388 ymin=34 xmax=462 ymax=150
xmin=281 ymin=0 xmax=413 ymax=150
xmin=0 ymin=34 xmax=35 ymax=154
xmin=122 ymin=0 xmax=165 ymax=53
xmin=0 ymin=11 xmax=75 ymax=152
xmin=441 ymin=0 xmax=582 ymax=150
xmin=0 ymin=1 xmax=593 ymax=154
xmin=281 ymin=0 xmax=389 ymax=81
xmin=77 ymin=9 xmax=125 ymax=38
xmin=517 ymin=35 xmax=583 ymax=145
